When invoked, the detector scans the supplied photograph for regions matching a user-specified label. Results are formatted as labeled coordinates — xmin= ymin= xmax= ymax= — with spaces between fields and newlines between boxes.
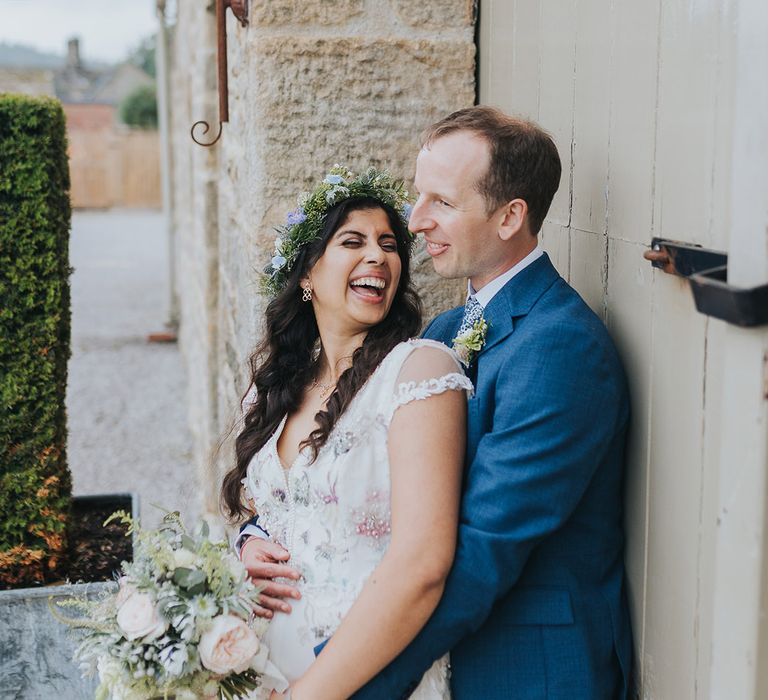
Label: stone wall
xmin=168 ymin=1 xmax=476 ymax=522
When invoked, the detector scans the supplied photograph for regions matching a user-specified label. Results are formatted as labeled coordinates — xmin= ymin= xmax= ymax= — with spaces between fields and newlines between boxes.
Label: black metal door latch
xmin=644 ymin=238 xmax=768 ymax=327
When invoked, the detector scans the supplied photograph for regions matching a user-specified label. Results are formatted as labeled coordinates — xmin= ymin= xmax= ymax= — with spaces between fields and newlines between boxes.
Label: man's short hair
xmin=423 ymin=106 xmax=562 ymax=234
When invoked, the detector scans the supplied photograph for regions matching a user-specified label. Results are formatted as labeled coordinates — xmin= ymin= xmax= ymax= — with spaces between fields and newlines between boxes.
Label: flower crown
xmin=262 ymin=165 xmax=413 ymax=297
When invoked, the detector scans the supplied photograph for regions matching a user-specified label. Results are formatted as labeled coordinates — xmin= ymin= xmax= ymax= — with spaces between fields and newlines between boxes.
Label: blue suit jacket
xmin=348 ymin=253 xmax=634 ymax=699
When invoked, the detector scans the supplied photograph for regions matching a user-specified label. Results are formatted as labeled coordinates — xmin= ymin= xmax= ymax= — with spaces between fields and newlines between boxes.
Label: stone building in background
xmin=55 ymin=38 xmax=155 ymax=107
xmin=0 ymin=67 xmax=55 ymax=96
xmin=0 ymin=37 xmax=160 ymax=208
xmin=56 ymin=38 xmax=160 ymax=209
xmin=163 ymin=1 xmax=476 ymax=520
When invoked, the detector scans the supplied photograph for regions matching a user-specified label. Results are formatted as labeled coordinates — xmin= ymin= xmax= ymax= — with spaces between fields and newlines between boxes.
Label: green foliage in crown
xmin=262 ymin=165 xmax=413 ymax=297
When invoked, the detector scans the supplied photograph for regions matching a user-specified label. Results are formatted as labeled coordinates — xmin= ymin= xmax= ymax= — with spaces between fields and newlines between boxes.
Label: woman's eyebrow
xmin=334 ymin=228 xmax=365 ymax=237
xmin=334 ymin=229 xmax=396 ymax=239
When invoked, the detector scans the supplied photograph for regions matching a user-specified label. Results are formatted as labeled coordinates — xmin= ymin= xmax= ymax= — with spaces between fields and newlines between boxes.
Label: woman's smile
xmin=349 ymin=274 xmax=388 ymax=303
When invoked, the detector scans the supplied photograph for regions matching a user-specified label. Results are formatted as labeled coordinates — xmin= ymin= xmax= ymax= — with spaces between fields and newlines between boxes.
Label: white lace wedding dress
xmin=242 ymin=339 xmax=472 ymax=699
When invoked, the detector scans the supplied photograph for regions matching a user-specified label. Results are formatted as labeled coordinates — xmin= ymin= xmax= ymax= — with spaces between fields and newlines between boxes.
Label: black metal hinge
xmin=644 ymin=238 xmax=768 ymax=327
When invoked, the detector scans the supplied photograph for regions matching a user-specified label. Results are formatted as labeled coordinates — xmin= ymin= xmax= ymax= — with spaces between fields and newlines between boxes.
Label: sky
xmin=0 ymin=0 xmax=158 ymax=64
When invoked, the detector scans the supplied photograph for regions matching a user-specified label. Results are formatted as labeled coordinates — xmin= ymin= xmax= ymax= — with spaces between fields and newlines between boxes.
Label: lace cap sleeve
xmin=387 ymin=340 xmax=473 ymax=421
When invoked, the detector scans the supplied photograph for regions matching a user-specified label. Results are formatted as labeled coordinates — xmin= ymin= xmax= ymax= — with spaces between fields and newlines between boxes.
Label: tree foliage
xmin=120 ymin=84 xmax=158 ymax=129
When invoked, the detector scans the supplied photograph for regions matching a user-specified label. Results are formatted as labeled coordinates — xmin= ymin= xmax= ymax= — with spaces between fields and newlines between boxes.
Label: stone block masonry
xmin=169 ymin=0 xmax=476 ymax=522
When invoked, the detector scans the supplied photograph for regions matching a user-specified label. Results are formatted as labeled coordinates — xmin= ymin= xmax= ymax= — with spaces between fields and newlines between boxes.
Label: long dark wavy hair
xmin=221 ymin=197 xmax=422 ymax=521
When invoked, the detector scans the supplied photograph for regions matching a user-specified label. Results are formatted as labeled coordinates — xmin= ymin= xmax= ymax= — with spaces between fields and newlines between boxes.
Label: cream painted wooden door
xmin=478 ymin=1 xmax=768 ymax=697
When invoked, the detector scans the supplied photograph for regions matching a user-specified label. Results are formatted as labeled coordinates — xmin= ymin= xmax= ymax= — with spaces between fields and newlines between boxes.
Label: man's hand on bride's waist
xmin=240 ymin=537 xmax=301 ymax=617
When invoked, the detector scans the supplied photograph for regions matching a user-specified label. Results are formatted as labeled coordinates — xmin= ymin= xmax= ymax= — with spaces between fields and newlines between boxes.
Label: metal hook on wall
xmin=191 ymin=0 xmax=248 ymax=147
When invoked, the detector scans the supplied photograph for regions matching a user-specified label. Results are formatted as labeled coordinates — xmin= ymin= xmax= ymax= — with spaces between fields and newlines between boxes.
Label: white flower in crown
xmin=452 ymin=317 xmax=489 ymax=367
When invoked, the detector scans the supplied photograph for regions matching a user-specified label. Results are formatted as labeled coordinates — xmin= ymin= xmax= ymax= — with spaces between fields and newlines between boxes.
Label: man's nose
xmin=408 ymin=197 xmax=434 ymax=234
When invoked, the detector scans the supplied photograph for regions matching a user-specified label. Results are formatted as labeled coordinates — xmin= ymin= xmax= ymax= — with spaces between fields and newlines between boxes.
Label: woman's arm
xmin=287 ymin=359 xmax=466 ymax=700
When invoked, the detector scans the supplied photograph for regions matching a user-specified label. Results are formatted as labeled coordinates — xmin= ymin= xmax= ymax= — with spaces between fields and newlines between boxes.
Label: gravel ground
xmin=67 ymin=210 xmax=200 ymax=529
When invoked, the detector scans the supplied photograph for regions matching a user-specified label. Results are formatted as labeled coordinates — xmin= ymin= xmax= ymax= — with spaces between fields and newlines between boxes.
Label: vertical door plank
xmin=643 ymin=271 xmax=707 ymax=700
xmin=539 ymin=0 xmax=577 ymax=228
xmin=539 ymin=221 xmax=571 ymax=281
xmin=694 ymin=317 xmax=726 ymax=699
xmin=570 ymin=228 xmax=606 ymax=320
xmin=570 ymin=0 xmax=611 ymax=235
xmin=606 ymin=0 xmax=661 ymax=245
xmin=607 ymin=238 xmax=654 ymax=684
xmin=653 ymin=0 xmax=720 ymax=246
xmin=502 ymin=0 xmax=541 ymax=118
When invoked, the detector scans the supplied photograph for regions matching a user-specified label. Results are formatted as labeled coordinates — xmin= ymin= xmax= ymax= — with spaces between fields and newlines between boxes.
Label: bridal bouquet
xmin=55 ymin=511 xmax=286 ymax=700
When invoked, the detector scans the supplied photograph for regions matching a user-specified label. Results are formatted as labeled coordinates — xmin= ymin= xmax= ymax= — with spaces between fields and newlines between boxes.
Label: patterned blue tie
xmin=458 ymin=295 xmax=483 ymax=335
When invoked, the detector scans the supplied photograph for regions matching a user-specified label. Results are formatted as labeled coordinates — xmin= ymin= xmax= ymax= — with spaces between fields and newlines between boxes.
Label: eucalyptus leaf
xmin=174 ymin=568 xmax=206 ymax=592
xmin=187 ymin=580 xmax=206 ymax=597
xmin=173 ymin=567 xmax=192 ymax=586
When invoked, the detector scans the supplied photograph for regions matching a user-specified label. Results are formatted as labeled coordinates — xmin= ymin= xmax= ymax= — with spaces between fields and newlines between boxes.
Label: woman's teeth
xmin=351 ymin=277 xmax=386 ymax=289
xmin=350 ymin=278 xmax=385 ymax=298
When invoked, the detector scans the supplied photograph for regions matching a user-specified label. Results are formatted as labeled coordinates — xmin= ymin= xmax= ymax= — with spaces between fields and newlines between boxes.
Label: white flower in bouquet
xmin=114 ymin=576 xmax=137 ymax=606
xmin=116 ymin=591 xmax=168 ymax=641
xmin=158 ymin=641 xmax=189 ymax=677
xmin=174 ymin=689 xmax=198 ymax=700
xmin=189 ymin=593 xmax=218 ymax=621
xmin=225 ymin=551 xmax=247 ymax=582
xmin=199 ymin=614 xmax=261 ymax=675
xmin=172 ymin=547 xmax=198 ymax=570
xmin=96 ymin=657 xmax=123 ymax=692
xmin=53 ymin=510 xmax=289 ymax=700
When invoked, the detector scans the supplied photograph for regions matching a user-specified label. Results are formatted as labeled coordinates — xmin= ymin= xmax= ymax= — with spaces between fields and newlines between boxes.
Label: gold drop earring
xmin=302 ymin=284 xmax=312 ymax=302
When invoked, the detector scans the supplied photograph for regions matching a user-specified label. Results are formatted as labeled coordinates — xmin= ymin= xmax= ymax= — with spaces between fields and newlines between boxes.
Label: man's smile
xmin=425 ymin=241 xmax=449 ymax=257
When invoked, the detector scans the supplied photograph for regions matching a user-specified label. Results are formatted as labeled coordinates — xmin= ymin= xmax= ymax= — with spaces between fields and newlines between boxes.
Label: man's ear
xmin=497 ymin=199 xmax=528 ymax=241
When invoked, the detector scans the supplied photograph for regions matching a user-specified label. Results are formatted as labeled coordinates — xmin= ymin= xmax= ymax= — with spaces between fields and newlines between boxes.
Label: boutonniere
xmin=452 ymin=317 xmax=489 ymax=367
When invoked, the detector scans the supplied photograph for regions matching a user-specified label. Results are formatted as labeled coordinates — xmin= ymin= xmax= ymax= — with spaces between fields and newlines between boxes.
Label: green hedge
xmin=0 ymin=94 xmax=72 ymax=587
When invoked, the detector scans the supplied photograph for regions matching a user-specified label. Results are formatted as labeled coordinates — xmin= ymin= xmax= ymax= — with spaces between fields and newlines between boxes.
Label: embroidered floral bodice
xmin=242 ymin=339 xmax=472 ymax=699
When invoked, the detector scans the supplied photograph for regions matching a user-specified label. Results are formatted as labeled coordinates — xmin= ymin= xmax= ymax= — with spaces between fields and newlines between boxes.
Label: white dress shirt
xmin=469 ymin=246 xmax=543 ymax=308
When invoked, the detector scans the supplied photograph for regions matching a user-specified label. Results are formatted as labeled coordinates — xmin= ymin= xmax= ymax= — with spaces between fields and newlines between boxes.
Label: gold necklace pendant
xmin=311 ymin=377 xmax=335 ymax=398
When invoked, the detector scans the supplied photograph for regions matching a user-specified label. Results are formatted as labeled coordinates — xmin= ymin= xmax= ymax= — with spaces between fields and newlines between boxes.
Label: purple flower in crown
xmin=401 ymin=203 xmax=413 ymax=220
xmin=286 ymin=208 xmax=306 ymax=225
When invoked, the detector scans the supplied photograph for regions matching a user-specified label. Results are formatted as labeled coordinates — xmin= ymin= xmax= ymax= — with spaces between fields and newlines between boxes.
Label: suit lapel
xmin=479 ymin=253 xmax=561 ymax=355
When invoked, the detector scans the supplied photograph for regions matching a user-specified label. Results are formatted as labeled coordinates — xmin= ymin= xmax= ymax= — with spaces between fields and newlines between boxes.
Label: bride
xmin=220 ymin=166 xmax=472 ymax=699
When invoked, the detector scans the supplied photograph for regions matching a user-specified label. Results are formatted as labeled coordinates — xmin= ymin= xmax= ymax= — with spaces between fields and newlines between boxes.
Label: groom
xmin=350 ymin=107 xmax=633 ymax=698
xmin=247 ymin=106 xmax=634 ymax=698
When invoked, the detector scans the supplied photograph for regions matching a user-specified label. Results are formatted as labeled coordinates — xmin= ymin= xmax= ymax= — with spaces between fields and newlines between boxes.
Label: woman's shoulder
xmin=394 ymin=338 xmax=464 ymax=372
xmin=385 ymin=340 xmax=473 ymax=415
xmin=371 ymin=339 xmax=468 ymax=393
xmin=354 ymin=340 xmax=466 ymax=404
